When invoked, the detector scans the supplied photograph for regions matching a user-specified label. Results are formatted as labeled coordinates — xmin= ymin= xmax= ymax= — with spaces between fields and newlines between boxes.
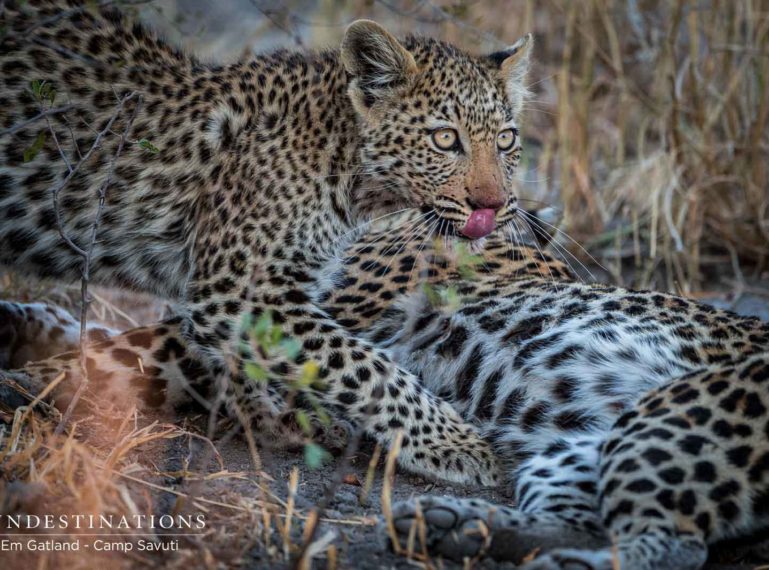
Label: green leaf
xmin=44 ymin=85 xmax=56 ymax=106
xmin=422 ymin=283 xmax=442 ymax=307
xmin=443 ymin=285 xmax=461 ymax=311
xmin=310 ymin=381 xmax=328 ymax=395
xmin=240 ymin=313 xmax=253 ymax=331
xmin=280 ymin=337 xmax=302 ymax=361
xmin=458 ymin=264 xmax=478 ymax=281
xmin=253 ymin=311 xmax=273 ymax=338
xmin=244 ymin=362 xmax=267 ymax=383
xmin=303 ymin=443 xmax=330 ymax=469
xmin=30 ymin=80 xmax=55 ymax=105
xmin=23 ymin=131 xmax=46 ymax=163
xmin=270 ymin=324 xmax=283 ymax=346
xmin=295 ymin=410 xmax=311 ymax=435
xmin=455 ymin=242 xmax=483 ymax=280
xmin=30 ymin=80 xmax=42 ymax=98
xmin=297 ymin=361 xmax=319 ymax=387
xmin=312 ymin=405 xmax=331 ymax=426
xmin=137 ymin=138 xmax=160 ymax=154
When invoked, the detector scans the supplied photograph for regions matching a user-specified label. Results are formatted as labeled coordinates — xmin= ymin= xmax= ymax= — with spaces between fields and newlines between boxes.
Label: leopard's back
xmin=0 ymin=1 xmax=207 ymax=295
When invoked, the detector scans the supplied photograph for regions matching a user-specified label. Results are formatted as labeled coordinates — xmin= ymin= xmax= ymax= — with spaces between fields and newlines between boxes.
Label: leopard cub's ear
xmin=487 ymin=33 xmax=533 ymax=116
xmin=341 ymin=20 xmax=417 ymax=113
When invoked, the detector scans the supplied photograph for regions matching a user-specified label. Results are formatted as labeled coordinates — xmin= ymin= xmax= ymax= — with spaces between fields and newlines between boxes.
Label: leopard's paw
xmin=389 ymin=495 xmax=514 ymax=560
xmin=388 ymin=497 xmax=609 ymax=563
xmin=312 ymin=417 xmax=352 ymax=454
xmin=268 ymin=410 xmax=352 ymax=453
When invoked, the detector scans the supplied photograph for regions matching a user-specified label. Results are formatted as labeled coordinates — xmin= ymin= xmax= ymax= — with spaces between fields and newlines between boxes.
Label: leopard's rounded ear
xmin=341 ymin=20 xmax=417 ymax=111
xmin=487 ymin=33 xmax=533 ymax=116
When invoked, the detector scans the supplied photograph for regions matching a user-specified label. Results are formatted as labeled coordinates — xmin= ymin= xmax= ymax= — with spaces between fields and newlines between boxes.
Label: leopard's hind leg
xmin=523 ymin=356 xmax=769 ymax=570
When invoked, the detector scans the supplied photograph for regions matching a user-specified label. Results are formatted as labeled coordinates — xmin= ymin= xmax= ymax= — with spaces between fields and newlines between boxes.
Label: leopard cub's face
xmin=342 ymin=21 xmax=532 ymax=240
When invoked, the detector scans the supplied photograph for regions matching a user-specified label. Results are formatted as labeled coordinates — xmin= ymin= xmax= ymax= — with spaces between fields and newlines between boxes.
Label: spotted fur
xmin=0 ymin=0 xmax=541 ymax=485
xmin=355 ymin=227 xmax=768 ymax=569
xmin=4 ymin=4 xmax=769 ymax=567
xmin=0 ymin=301 xmax=114 ymax=369
xmin=5 ymin=210 xmax=769 ymax=569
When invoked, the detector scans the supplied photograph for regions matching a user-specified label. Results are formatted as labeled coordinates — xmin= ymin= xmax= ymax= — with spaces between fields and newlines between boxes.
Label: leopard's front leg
xmin=232 ymin=286 xmax=501 ymax=487
xmin=179 ymin=245 xmax=500 ymax=487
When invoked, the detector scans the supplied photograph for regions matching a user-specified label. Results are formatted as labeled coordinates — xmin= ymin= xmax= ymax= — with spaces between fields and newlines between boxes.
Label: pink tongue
xmin=460 ymin=209 xmax=497 ymax=239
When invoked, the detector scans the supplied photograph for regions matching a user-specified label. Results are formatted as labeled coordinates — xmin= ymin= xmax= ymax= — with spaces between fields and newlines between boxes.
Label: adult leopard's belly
xmin=361 ymin=278 xmax=769 ymax=460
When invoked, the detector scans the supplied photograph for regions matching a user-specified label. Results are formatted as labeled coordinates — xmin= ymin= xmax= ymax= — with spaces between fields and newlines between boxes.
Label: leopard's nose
xmin=467 ymin=192 xmax=506 ymax=211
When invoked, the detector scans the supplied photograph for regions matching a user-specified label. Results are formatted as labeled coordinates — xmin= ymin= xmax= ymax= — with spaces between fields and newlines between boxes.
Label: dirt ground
xmin=210 ymin=441 xmax=763 ymax=569
xmin=110 ymin=411 xmax=760 ymax=570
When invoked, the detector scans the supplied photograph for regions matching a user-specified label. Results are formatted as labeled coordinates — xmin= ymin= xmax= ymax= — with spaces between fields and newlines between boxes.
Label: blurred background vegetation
xmin=140 ymin=0 xmax=769 ymax=300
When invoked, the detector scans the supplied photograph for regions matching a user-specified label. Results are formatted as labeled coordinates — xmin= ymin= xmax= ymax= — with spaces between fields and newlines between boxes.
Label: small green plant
xmin=454 ymin=241 xmax=484 ymax=280
xmin=242 ymin=311 xmax=331 ymax=469
xmin=302 ymin=442 xmax=330 ymax=470
xmin=22 ymin=80 xmax=58 ymax=163
xmin=137 ymin=138 xmax=160 ymax=154
xmin=30 ymin=79 xmax=56 ymax=106
xmin=423 ymin=239 xmax=483 ymax=310
xmin=23 ymin=131 xmax=47 ymax=163
xmin=422 ymin=282 xmax=461 ymax=311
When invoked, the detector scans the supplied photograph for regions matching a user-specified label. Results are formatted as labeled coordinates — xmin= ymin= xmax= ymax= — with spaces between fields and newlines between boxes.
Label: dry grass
xmin=0 ymin=399 xmax=377 ymax=569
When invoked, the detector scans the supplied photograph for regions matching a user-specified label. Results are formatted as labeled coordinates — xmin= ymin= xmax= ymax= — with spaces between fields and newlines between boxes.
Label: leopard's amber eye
xmin=497 ymin=128 xmax=517 ymax=151
xmin=431 ymin=128 xmax=459 ymax=151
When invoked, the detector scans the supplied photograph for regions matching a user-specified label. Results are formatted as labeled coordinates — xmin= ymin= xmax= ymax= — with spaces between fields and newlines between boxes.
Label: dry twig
xmin=47 ymin=91 xmax=143 ymax=435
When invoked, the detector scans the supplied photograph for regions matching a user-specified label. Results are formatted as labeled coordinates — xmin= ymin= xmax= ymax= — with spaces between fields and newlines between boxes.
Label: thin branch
xmin=375 ymin=0 xmax=505 ymax=47
xmin=54 ymin=92 xmax=143 ymax=435
xmin=0 ymin=104 xmax=76 ymax=137
xmin=291 ymin=377 xmax=388 ymax=569
xmin=291 ymin=422 xmax=366 ymax=570
xmin=33 ymin=37 xmax=99 ymax=66
xmin=50 ymin=92 xmax=138 ymax=257
xmin=43 ymin=112 xmax=73 ymax=173
xmin=19 ymin=0 xmax=155 ymax=35
xmin=249 ymin=0 xmax=304 ymax=47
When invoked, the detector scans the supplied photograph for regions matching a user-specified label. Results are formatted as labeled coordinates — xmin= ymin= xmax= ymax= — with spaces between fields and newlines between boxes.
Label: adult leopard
xmin=4 ymin=211 xmax=769 ymax=570
xmin=0 ymin=0 xmax=538 ymax=485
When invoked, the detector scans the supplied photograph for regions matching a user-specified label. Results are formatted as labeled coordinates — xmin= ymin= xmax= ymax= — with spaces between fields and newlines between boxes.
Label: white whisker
xmin=517 ymin=215 xmax=585 ymax=283
xmin=518 ymin=209 xmax=604 ymax=278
